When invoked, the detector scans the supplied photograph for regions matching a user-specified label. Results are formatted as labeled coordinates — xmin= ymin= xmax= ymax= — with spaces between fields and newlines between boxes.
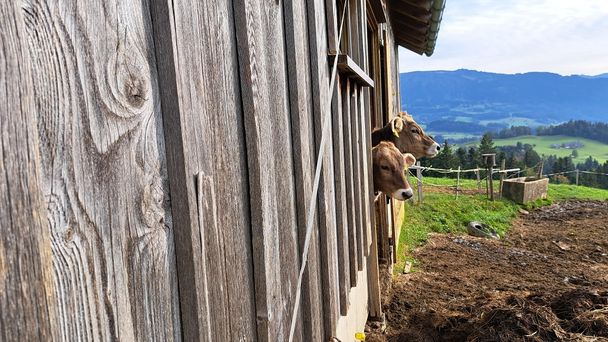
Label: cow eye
xmin=411 ymin=129 xmax=419 ymax=134
xmin=381 ymin=165 xmax=390 ymax=171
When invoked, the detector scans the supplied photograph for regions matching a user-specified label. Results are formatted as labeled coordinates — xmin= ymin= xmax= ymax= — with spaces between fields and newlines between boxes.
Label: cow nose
xmin=402 ymin=188 xmax=413 ymax=200
xmin=436 ymin=145 xmax=441 ymax=151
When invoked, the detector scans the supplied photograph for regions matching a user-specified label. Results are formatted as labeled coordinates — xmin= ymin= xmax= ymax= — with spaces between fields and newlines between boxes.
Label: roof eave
xmin=390 ymin=0 xmax=446 ymax=56
xmin=424 ymin=0 xmax=445 ymax=56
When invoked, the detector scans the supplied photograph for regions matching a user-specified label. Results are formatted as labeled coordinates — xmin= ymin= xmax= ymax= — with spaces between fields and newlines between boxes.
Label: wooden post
xmin=499 ymin=159 xmax=506 ymax=199
xmin=416 ymin=162 xmax=423 ymax=203
xmin=576 ymin=169 xmax=580 ymax=186
xmin=489 ymin=165 xmax=495 ymax=201
xmin=456 ymin=166 xmax=461 ymax=198
xmin=537 ymin=159 xmax=545 ymax=178
xmin=482 ymin=154 xmax=496 ymax=201
xmin=476 ymin=169 xmax=482 ymax=194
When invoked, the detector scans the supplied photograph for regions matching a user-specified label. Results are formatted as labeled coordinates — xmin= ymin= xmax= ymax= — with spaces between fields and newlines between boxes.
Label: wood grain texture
xmin=348 ymin=0 xmax=361 ymax=64
xmin=341 ymin=78 xmax=359 ymax=287
xmin=367 ymin=200 xmax=383 ymax=318
xmin=22 ymin=0 xmax=181 ymax=340
xmin=331 ymin=74 xmax=351 ymax=316
xmin=325 ymin=0 xmax=339 ymax=54
xmin=233 ymin=0 xmax=300 ymax=340
xmin=351 ymin=87 xmax=365 ymax=271
xmin=150 ymin=0 xmax=257 ymax=340
xmin=284 ymin=0 xmax=325 ymax=339
xmin=307 ymin=0 xmax=341 ymax=335
xmin=361 ymin=87 xmax=374 ymax=256
xmin=377 ymin=197 xmax=390 ymax=263
xmin=0 ymin=2 xmax=57 ymax=340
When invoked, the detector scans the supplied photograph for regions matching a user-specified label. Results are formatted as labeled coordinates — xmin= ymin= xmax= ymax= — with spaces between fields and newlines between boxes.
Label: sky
xmin=399 ymin=0 xmax=608 ymax=76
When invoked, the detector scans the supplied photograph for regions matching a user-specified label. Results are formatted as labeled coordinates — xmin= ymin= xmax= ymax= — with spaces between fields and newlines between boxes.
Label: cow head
xmin=371 ymin=112 xmax=440 ymax=159
xmin=372 ymin=141 xmax=417 ymax=201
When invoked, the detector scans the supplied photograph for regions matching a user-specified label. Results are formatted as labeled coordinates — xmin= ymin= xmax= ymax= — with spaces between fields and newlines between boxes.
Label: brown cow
xmin=372 ymin=141 xmax=417 ymax=201
xmin=371 ymin=112 xmax=440 ymax=159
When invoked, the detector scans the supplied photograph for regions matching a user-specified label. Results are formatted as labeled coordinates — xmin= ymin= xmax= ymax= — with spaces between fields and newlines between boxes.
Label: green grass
xmin=395 ymin=177 xmax=608 ymax=273
xmin=549 ymin=183 xmax=608 ymax=201
xmin=419 ymin=176 xmax=480 ymax=190
xmin=491 ymin=135 xmax=608 ymax=164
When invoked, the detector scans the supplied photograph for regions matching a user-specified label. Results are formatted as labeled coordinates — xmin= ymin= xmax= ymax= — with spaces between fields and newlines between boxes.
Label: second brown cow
xmin=372 ymin=141 xmax=417 ymax=201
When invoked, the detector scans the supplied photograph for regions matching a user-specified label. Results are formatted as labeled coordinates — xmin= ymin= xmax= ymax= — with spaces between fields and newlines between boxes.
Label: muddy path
xmin=368 ymin=200 xmax=608 ymax=341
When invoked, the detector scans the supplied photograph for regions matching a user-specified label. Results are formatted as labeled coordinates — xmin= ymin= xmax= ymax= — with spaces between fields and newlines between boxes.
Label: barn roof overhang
xmin=389 ymin=0 xmax=446 ymax=56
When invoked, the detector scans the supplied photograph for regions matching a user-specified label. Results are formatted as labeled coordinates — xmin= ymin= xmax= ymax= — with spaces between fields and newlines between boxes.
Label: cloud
xmin=399 ymin=0 xmax=608 ymax=75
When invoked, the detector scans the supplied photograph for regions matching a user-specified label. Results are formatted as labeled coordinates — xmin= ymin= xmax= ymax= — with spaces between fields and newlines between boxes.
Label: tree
xmin=431 ymin=141 xmax=458 ymax=172
xmin=523 ymin=146 xmax=541 ymax=168
xmin=455 ymin=147 xmax=467 ymax=167
xmin=467 ymin=146 xmax=480 ymax=168
xmin=571 ymin=149 xmax=579 ymax=158
xmin=479 ymin=133 xmax=496 ymax=155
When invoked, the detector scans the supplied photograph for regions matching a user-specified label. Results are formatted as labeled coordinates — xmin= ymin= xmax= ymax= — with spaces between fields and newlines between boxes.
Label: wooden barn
xmin=0 ymin=0 xmax=444 ymax=341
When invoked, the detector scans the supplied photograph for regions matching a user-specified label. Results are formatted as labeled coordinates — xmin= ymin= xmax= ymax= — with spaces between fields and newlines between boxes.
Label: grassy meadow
xmin=491 ymin=135 xmax=608 ymax=164
xmin=394 ymin=177 xmax=608 ymax=273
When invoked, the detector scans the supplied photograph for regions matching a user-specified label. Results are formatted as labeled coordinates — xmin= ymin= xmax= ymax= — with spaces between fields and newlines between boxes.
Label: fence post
xmin=499 ymin=159 xmax=506 ymax=199
xmin=416 ymin=162 xmax=423 ymax=203
xmin=576 ymin=169 xmax=580 ymax=186
xmin=456 ymin=166 xmax=461 ymax=198
xmin=476 ymin=168 xmax=482 ymax=194
xmin=489 ymin=166 xmax=495 ymax=201
xmin=538 ymin=159 xmax=544 ymax=178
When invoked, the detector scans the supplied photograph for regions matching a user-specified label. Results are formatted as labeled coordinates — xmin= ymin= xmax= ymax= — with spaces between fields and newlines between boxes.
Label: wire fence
xmin=406 ymin=162 xmax=608 ymax=203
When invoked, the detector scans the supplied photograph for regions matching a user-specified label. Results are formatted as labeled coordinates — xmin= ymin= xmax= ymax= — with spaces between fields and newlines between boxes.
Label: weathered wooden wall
xmin=149 ymin=0 xmax=257 ymax=341
xmin=0 ymin=2 xmax=56 ymax=340
xmin=22 ymin=0 xmax=181 ymax=340
xmin=0 ymin=0 xmax=399 ymax=340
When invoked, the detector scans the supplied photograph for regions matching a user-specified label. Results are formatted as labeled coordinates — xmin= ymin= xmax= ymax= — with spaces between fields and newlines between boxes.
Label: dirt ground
xmin=367 ymin=200 xmax=608 ymax=341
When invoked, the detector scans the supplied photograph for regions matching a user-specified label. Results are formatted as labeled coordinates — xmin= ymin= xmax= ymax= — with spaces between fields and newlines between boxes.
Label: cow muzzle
xmin=392 ymin=188 xmax=414 ymax=201
xmin=426 ymin=143 xmax=441 ymax=158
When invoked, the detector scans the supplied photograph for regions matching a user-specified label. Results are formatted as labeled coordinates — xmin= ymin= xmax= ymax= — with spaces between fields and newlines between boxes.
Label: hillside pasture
xmin=492 ymin=135 xmax=608 ymax=164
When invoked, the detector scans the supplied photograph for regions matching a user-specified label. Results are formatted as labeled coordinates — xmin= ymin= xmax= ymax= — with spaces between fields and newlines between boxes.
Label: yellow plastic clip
xmin=355 ymin=332 xmax=366 ymax=341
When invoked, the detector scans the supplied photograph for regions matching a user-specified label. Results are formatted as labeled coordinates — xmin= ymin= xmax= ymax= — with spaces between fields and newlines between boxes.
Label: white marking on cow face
xmin=391 ymin=188 xmax=414 ymax=201
xmin=426 ymin=142 xmax=441 ymax=158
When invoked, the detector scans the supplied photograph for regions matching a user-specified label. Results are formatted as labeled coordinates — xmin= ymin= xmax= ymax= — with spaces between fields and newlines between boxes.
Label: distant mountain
xmin=400 ymin=69 xmax=608 ymax=136
xmin=589 ymin=73 xmax=608 ymax=79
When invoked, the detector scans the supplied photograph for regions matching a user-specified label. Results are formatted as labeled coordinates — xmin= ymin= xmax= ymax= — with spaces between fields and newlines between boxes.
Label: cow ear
xmin=403 ymin=153 xmax=416 ymax=168
xmin=391 ymin=117 xmax=403 ymax=137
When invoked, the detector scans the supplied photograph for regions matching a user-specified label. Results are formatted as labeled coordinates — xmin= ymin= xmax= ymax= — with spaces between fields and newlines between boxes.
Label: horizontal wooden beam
xmin=395 ymin=38 xmax=425 ymax=55
xmin=329 ymin=54 xmax=375 ymax=88
xmin=400 ymin=0 xmax=432 ymax=11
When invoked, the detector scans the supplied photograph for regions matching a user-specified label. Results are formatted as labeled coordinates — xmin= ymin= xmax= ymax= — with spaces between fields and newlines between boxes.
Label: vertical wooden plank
xmin=391 ymin=200 xmax=400 ymax=264
xmin=351 ymin=86 xmax=365 ymax=271
xmin=342 ymin=79 xmax=359 ymax=287
xmin=307 ymin=0 xmax=341 ymax=335
xmin=393 ymin=42 xmax=401 ymax=115
xmin=331 ymin=74 xmax=351 ymax=316
xmin=0 ymin=3 xmax=57 ymax=340
xmin=367 ymin=200 xmax=383 ymax=319
xmin=377 ymin=197 xmax=390 ymax=263
xmin=23 ymin=0 xmax=181 ymax=340
xmin=284 ymin=0 xmax=324 ymax=339
xmin=233 ymin=1 xmax=300 ymax=341
xmin=325 ymin=0 xmax=339 ymax=53
xmin=361 ymin=87 xmax=373 ymax=257
xmin=348 ymin=0 xmax=361 ymax=64
xmin=150 ymin=0 xmax=257 ymax=340
xmin=359 ymin=0 xmax=369 ymax=73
